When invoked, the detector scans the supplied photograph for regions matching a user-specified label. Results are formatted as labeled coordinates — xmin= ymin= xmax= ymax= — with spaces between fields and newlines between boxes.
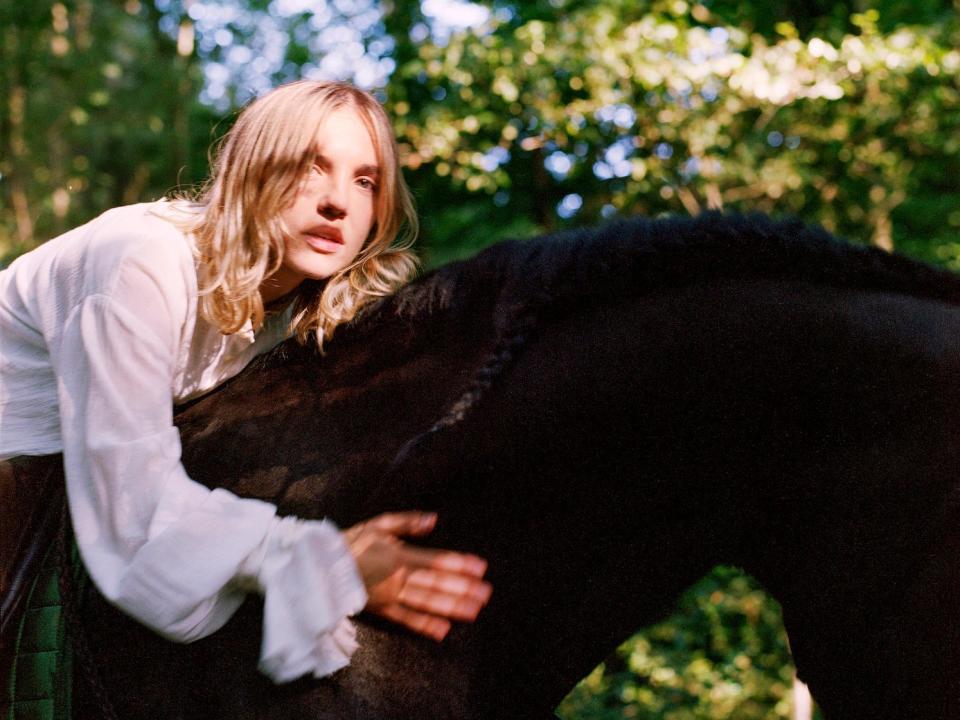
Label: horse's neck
xmin=378 ymin=276 xmax=960 ymax=712
xmin=174 ymin=275 xmax=960 ymax=718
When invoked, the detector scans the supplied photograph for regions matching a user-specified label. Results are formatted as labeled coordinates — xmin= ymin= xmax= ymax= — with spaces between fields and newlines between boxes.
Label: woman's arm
xmin=345 ymin=511 xmax=492 ymax=642
xmin=51 ymin=237 xmax=490 ymax=682
xmin=52 ymin=241 xmax=366 ymax=679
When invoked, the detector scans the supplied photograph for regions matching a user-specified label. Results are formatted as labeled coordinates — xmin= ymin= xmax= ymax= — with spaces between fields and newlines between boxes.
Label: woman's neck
xmin=259 ymin=267 xmax=305 ymax=304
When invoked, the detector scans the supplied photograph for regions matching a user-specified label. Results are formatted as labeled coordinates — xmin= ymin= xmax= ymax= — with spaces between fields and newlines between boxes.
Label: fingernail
xmin=472 ymin=582 xmax=492 ymax=605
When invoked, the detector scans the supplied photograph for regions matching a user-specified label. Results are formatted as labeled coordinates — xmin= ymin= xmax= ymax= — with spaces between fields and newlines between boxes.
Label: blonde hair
xmin=175 ymin=80 xmax=418 ymax=348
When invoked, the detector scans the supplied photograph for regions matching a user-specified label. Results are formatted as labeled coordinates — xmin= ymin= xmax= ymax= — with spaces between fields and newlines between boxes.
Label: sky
xmin=160 ymin=0 xmax=495 ymax=109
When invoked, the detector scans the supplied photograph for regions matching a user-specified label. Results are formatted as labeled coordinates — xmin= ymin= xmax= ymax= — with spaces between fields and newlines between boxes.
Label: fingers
xmin=377 ymin=603 xmax=452 ymax=642
xmin=366 ymin=511 xmax=437 ymax=538
xmin=397 ymin=580 xmax=491 ymax=622
xmin=405 ymin=568 xmax=493 ymax=606
xmin=400 ymin=545 xmax=488 ymax=578
xmin=352 ymin=511 xmax=494 ymax=641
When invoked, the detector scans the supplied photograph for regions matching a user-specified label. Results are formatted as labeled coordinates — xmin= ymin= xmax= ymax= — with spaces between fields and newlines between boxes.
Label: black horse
xmin=70 ymin=212 xmax=959 ymax=719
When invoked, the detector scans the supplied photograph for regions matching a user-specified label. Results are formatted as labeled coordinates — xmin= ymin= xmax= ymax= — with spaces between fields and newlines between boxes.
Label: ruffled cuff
xmin=242 ymin=516 xmax=367 ymax=683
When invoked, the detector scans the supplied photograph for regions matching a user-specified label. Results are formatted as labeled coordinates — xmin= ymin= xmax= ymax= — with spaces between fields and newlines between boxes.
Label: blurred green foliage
xmin=558 ymin=567 xmax=813 ymax=720
xmin=1 ymin=1 xmax=958 ymax=717
xmin=389 ymin=0 xmax=959 ymax=267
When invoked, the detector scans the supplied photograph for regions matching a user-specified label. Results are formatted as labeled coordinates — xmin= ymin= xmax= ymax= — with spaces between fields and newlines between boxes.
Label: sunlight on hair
xmin=167 ymin=80 xmax=418 ymax=349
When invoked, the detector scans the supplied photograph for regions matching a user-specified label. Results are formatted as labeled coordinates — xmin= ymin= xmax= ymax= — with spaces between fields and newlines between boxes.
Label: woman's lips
xmin=303 ymin=228 xmax=343 ymax=252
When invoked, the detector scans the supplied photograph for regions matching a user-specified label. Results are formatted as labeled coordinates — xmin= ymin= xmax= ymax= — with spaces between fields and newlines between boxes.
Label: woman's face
xmin=263 ymin=105 xmax=379 ymax=301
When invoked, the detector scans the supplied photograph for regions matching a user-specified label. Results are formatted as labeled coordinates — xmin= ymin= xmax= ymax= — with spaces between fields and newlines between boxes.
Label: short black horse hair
xmin=348 ymin=211 xmax=960 ymax=469
xmin=381 ymin=211 xmax=960 ymax=326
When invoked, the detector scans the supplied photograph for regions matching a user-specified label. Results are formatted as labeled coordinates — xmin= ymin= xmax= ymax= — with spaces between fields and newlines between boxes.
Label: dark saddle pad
xmin=1 ymin=455 xmax=65 ymax=712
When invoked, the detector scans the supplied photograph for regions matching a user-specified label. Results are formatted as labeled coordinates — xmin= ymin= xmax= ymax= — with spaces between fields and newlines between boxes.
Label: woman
xmin=0 ymin=80 xmax=492 ymax=686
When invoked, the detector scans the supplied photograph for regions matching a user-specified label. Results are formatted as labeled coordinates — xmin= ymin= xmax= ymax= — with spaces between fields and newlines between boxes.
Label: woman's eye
xmin=357 ymin=177 xmax=377 ymax=191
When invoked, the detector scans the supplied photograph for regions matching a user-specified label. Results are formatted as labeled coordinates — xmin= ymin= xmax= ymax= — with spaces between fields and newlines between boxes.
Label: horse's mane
xmin=379 ymin=211 xmax=960 ymax=325
xmin=257 ymin=212 xmax=960 ymax=467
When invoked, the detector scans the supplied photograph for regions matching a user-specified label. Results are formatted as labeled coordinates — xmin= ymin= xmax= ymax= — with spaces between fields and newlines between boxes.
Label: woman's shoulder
xmin=86 ymin=201 xmax=201 ymax=300
xmin=84 ymin=201 xmax=196 ymax=265
xmin=12 ymin=201 xmax=193 ymax=267
xmin=4 ymin=201 xmax=200 ymax=307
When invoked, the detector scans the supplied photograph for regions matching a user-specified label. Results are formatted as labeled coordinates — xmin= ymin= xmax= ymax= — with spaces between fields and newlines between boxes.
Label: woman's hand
xmin=344 ymin=512 xmax=492 ymax=641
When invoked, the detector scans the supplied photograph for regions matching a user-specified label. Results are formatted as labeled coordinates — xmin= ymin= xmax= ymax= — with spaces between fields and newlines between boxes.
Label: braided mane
xmin=374 ymin=212 xmax=960 ymax=326
xmin=361 ymin=212 xmax=960 ymax=468
xmin=258 ymin=212 xmax=960 ymax=469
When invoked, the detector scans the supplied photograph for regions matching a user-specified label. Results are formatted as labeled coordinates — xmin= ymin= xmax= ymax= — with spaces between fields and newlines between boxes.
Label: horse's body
xmin=73 ymin=214 xmax=960 ymax=719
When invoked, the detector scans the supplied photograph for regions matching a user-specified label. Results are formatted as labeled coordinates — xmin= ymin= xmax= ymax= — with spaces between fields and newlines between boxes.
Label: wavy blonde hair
xmin=174 ymin=80 xmax=418 ymax=348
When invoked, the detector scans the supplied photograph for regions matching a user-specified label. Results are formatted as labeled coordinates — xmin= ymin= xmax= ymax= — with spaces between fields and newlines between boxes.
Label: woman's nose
xmin=317 ymin=175 xmax=347 ymax=220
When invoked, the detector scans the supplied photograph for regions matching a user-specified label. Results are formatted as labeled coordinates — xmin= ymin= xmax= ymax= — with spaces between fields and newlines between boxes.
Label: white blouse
xmin=0 ymin=202 xmax=367 ymax=682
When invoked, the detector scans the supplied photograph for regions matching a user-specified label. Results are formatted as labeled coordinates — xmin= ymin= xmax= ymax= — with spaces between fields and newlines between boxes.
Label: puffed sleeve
xmin=51 ymin=238 xmax=366 ymax=682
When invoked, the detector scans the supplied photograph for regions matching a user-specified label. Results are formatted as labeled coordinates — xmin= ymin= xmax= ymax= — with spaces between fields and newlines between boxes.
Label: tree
xmin=0 ymin=0 xmax=215 ymax=263
xmin=387 ymin=1 xmax=959 ymax=267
